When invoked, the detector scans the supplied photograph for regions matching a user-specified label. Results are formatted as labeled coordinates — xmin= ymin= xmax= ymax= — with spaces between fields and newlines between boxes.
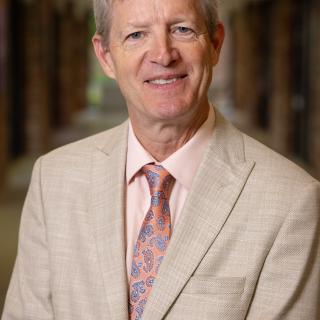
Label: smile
xmin=149 ymin=78 xmax=179 ymax=85
xmin=145 ymin=75 xmax=187 ymax=86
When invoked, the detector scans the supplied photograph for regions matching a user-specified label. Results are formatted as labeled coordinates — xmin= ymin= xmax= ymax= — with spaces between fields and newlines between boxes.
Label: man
xmin=2 ymin=0 xmax=320 ymax=319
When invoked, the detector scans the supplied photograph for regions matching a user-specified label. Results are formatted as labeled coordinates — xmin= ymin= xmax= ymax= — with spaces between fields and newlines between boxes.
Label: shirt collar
xmin=126 ymin=122 xmax=155 ymax=184
xmin=126 ymin=106 xmax=215 ymax=190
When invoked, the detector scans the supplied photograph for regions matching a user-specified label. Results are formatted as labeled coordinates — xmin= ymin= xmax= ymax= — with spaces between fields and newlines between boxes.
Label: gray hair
xmin=93 ymin=0 xmax=219 ymax=47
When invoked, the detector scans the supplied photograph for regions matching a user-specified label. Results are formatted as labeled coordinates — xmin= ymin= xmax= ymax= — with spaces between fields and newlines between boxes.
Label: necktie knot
xmin=142 ymin=164 xmax=175 ymax=199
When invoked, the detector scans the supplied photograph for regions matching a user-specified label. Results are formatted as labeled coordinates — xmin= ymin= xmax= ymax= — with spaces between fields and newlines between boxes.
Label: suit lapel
xmin=142 ymin=110 xmax=255 ymax=320
xmin=90 ymin=122 xmax=129 ymax=320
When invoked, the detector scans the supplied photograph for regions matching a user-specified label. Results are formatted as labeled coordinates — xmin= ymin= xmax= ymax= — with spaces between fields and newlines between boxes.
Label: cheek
xmin=189 ymin=51 xmax=214 ymax=94
xmin=189 ymin=53 xmax=213 ymax=87
xmin=184 ymin=45 xmax=212 ymax=73
xmin=122 ymin=58 xmax=145 ymax=87
xmin=198 ymin=50 xmax=214 ymax=79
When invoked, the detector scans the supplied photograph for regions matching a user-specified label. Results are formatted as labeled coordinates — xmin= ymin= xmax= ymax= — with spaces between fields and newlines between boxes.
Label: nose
xmin=148 ymin=31 xmax=179 ymax=67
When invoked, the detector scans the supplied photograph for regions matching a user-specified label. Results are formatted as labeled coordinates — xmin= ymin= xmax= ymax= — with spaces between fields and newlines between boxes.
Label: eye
xmin=172 ymin=26 xmax=196 ymax=39
xmin=127 ymin=31 xmax=143 ymax=40
xmin=177 ymin=26 xmax=192 ymax=34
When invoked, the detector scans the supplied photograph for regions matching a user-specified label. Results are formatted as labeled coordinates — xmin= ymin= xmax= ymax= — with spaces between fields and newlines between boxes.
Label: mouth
xmin=144 ymin=74 xmax=188 ymax=85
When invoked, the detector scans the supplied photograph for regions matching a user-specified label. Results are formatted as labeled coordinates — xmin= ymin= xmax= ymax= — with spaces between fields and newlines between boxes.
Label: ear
xmin=92 ymin=33 xmax=117 ymax=80
xmin=211 ymin=22 xmax=225 ymax=66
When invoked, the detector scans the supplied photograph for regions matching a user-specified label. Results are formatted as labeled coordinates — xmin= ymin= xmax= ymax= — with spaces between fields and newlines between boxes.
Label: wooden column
xmin=269 ymin=0 xmax=294 ymax=156
xmin=73 ymin=14 xmax=89 ymax=114
xmin=22 ymin=0 xmax=53 ymax=154
xmin=0 ymin=0 xmax=9 ymax=192
xmin=55 ymin=4 xmax=74 ymax=126
xmin=54 ymin=3 xmax=89 ymax=127
xmin=231 ymin=3 xmax=270 ymax=128
xmin=309 ymin=0 xmax=320 ymax=178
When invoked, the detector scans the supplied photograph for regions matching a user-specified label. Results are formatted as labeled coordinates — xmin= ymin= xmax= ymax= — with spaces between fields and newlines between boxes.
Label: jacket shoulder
xmin=41 ymin=121 xmax=128 ymax=164
xmin=243 ymin=134 xmax=318 ymax=185
xmin=29 ymin=121 xmax=128 ymax=186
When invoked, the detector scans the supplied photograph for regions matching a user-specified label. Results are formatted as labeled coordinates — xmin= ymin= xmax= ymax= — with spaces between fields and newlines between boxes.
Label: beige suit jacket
xmin=2 ymin=110 xmax=320 ymax=320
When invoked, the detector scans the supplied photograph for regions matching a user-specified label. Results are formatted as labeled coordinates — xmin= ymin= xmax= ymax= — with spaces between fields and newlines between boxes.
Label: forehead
xmin=110 ymin=0 xmax=204 ymax=26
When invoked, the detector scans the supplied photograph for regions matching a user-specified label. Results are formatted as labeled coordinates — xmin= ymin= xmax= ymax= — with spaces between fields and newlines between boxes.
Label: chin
xmin=148 ymin=100 xmax=194 ymax=121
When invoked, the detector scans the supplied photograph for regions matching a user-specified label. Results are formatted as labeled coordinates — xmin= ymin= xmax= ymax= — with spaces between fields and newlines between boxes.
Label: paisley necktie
xmin=129 ymin=164 xmax=175 ymax=320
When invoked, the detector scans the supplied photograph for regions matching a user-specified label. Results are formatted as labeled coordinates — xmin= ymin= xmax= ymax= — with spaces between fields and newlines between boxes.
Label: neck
xmin=131 ymin=106 xmax=210 ymax=162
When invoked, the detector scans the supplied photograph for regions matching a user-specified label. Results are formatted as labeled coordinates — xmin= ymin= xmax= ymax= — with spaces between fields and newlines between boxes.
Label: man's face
xmin=93 ymin=0 xmax=224 ymax=126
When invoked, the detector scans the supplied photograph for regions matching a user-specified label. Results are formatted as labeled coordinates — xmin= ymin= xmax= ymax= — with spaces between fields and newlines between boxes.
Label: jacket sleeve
xmin=246 ymin=180 xmax=320 ymax=319
xmin=1 ymin=158 xmax=54 ymax=320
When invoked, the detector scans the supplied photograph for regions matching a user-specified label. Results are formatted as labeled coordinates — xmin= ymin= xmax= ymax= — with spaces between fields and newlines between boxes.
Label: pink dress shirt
xmin=125 ymin=107 xmax=215 ymax=280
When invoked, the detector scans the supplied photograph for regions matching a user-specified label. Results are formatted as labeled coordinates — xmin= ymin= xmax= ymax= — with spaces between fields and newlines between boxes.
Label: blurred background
xmin=0 ymin=0 xmax=319 ymax=314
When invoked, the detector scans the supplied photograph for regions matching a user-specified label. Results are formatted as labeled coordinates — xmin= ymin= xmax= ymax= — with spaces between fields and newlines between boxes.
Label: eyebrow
xmin=122 ymin=16 xmax=198 ymax=30
xmin=124 ymin=22 xmax=151 ymax=29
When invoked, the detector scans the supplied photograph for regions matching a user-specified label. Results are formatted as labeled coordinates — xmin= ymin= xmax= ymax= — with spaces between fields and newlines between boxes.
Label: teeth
xmin=149 ymin=78 xmax=178 ymax=85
